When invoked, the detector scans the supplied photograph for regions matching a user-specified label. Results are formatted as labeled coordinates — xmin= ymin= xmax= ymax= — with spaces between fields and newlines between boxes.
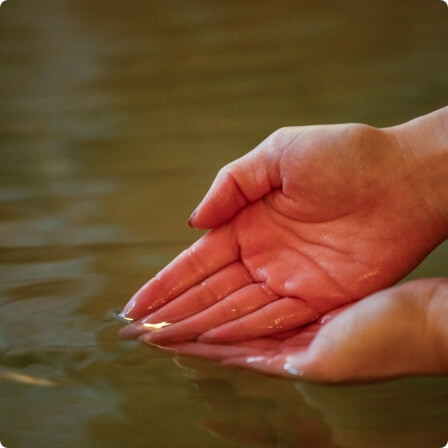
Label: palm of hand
xmin=120 ymin=125 xmax=441 ymax=344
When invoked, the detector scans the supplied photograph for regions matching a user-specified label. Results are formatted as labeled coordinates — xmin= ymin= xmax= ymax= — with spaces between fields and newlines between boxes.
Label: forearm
xmin=386 ymin=106 xmax=448 ymax=239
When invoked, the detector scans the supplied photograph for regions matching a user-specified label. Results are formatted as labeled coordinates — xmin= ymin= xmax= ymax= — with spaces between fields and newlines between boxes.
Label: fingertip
xmin=138 ymin=332 xmax=156 ymax=345
xmin=198 ymin=326 xmax=237 ymax=343
xmin=222 ymin=355 xmax=266 ymax=368
xmin=121 ymin=297 xmax=137 ymax=319
xmin=118 ymin=322 xmax=145 ymax=339
xmin=121 ymin=280 xmax=161 ymax=320
xmin=197 ymin=329 xmax=219 ymax=343
xmin=120 ymin=288 xmax=154 ymax=321
xmin=187 ymin=201 xmax=223 ymax=229
xmin=187 ymin=169 xmax=252 ymax=229
xmin=187 ymin=208 xmax=199 ymax=228
xmin=243 ymin=353 xmax=311 ymax=378
xmin=187 ymin=206 xmax=225 ymax=230
xmin=223 ymin=354 xmax=294 ymax=378
xmin=283 ymin=353 xmax=309 ymax=377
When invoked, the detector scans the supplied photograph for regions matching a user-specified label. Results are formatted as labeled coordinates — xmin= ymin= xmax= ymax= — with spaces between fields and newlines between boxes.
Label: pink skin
xmin=161 ymin=278 xmax=448 ymax=382
xmin=119 ymin=121 xmax=447 ymax=344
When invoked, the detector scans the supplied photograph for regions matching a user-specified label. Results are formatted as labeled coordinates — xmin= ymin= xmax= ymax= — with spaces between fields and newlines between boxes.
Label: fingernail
xmin=116 ymin=311 xmax=134 ymax=323
xmin=188 ymin=209 xmax=198 ymax=227
xmin=121 ymin=300 xmax=135 ymax=318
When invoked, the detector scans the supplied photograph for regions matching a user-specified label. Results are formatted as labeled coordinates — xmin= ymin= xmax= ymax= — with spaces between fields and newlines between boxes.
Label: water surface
xmin=1 ymin=1 xmax=448 ymax=447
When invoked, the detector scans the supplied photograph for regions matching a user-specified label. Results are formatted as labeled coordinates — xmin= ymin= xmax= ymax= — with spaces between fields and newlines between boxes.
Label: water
xmin=1 ymin=0 xmax=448 ymax=447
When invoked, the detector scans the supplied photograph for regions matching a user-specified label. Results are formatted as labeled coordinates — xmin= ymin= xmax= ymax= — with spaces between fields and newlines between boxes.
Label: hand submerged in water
xmin=120 ymin=108 xmax=448 ymax=345
xmin=160 ymin=279 xmax=448 ymax=382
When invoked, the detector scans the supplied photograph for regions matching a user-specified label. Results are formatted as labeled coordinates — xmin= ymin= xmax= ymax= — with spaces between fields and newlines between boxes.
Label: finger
xmin=138 ymin=283 xmax=279 ymax=344
xmin=268 ymin=311 xmax=343 ymax=346
xmin=223 ymin=350 xmax=311 ymax=378
xmin=188 ymin=133 xmax=283 ymax=229
xmin=118 ymin=261 xmax=253 ymax=339
xmin=162 ymin=342 xmax=264 ymax=361
xmin=121 ymin=225 xmax=239 ymax=319
xmin=199 ymin=298 xmax=320 ymax=343
xmin=141 ymin=261 xmax=253 ymax=324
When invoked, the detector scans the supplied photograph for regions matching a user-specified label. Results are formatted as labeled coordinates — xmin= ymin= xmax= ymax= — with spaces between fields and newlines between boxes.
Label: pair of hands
xmin=120 ymin=116 xmax=448 ymax=382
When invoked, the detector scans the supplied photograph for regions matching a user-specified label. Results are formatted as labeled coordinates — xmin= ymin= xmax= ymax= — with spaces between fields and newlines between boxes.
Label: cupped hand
xmin=120 ymin=123 xmax=446 ymax=343
xmin=158 ymin=278 xmax=448 ymax=382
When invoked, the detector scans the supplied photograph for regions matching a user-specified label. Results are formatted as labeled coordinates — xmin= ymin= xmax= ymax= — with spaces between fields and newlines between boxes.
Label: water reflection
xmin=176 ymin=358 xmax=448 ymax=448
xmin=0 ymin=368 xmax=57 ymax=387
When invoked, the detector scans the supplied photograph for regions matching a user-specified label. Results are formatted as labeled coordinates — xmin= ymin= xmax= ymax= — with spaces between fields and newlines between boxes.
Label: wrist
xmin=384 ymin=106 xmax=448 ymax=239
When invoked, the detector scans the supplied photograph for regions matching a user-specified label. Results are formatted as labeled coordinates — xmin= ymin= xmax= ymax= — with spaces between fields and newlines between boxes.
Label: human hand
xmin=159 ymin=278 xmax=448 ymax=382
xmin=120 ymin=115 xmax=448 ymax=343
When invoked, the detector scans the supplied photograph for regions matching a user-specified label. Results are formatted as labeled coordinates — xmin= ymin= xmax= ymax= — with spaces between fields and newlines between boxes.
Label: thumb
xmin=188 ymin=133 xmax=283 ymax=229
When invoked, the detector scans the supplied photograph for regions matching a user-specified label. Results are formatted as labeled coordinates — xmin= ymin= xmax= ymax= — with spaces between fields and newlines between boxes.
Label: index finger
xmin=122 ymin=225 xmax=240 ymax=320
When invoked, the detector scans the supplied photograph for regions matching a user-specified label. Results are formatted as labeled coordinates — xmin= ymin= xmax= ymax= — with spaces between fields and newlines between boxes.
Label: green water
xmin=1 ymin=0 xmax=448 ymax=447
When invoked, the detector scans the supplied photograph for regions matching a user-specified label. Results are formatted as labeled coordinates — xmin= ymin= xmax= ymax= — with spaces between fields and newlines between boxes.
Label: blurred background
xmin=0 ymin=1 xmax=448 ymax=447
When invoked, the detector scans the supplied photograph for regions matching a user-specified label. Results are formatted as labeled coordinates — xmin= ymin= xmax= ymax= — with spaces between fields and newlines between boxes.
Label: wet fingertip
xmin=120 ymin=298 xmax=138 ymax=319
xmin=117 ymin=322 xmax=145 ymax=339
xmin=138 ymin=332 xmax=155 ymax=344
xmin=117 ymin=311 xmax=135 ymax=323
xmin=283 ymin=354 xmax=308 ymax=377
xmin=237 ymin=355 xmax=266 ymax=367
xmin=117 ymin=327 xmax=134 ymax=339
xmin=284 ymin=363 xmax=304 ymax=376
xmin=109 ymin=307 xmax=135 ymax=324
xmin=196 ymin=333 xmax=217 ymax=343
xmin=131 ymin=321 xmax=172 ymax=342
xmin=221 ymin=355 xmax=266 ymax=370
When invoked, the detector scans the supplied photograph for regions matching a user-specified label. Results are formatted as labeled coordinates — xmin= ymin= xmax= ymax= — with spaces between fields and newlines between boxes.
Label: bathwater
xmin=1 ymin=0 xmax=448 ymax=447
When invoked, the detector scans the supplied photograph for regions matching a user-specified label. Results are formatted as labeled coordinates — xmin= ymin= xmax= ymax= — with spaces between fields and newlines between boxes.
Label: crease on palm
xmin=119 ymin=194 xmax=388 ymax=344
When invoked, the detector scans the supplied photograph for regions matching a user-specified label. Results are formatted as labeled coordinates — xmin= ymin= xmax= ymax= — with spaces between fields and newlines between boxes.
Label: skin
xmin=160 ymin=278 xmax=448 ymax=382
xmin=120 ymin=107 xmax=448 ymax=349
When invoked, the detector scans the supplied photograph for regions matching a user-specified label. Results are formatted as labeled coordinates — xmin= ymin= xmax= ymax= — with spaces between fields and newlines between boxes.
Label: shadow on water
xmin=0 ymin=0 xmax=448 ymax=447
